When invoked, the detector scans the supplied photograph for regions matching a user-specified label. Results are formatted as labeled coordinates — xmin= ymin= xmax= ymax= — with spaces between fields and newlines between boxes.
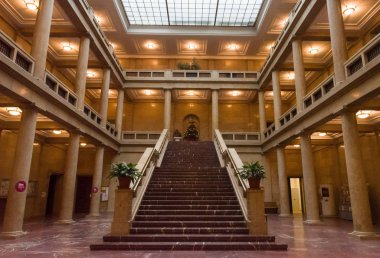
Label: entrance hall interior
xmin=0 ymin=0 xmax=380 ymax=255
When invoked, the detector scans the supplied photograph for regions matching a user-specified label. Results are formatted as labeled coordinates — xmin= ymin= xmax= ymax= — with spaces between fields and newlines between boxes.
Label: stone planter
xmin=248 ymin=178 xmax=261 ymax=189
xmin=118 ymin=177 xmax=132 ymax=189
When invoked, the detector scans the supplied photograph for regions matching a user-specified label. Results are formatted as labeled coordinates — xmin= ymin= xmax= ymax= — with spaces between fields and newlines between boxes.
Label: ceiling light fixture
xmin=6 ymin=107 xmax=22 ymax=116
xmin=318 ymin=132 xmax=327 ymax=137
xmin=24 ymin=0 xmax=38 ymax=10
xmin=228 ymin=44 xmax=238 ymax=50
xmin=144 ymin=90 xmax=152 ymax=95
xmin=87 ymin=71 xmax=96 ymax=78
xmin=188 ymin=43 xmax=196 ymax=49
xmin=309 ymin=47 xmax=319 ymax=55
xmin=187 ymin=90 xmax=195 ymax=96
xmin=343 ymin=5 xmax=357 ymax=15
xmin=231 ymin=91 xmax=240 ymax=97
xmin=53 ymin=130 xmax=62 ymax=135
xmin=146 ymin=42 xmax=155 ymax=49
xmin=356 ymin=110 xmax=371 ymax=119
xmin=80 ymin=142 xmax=87 ymax=147
xmin=62 ymin=42 xmax=73 ymax=52
xmin=287 ymin=72 xmax=295 ymax=80
xmin=293 ymin=144 xmax=300 ymax=148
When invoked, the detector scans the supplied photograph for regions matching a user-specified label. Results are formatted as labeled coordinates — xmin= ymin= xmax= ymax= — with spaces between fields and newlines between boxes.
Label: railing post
xmin=247 ymin=189 xmax=268 ymax=235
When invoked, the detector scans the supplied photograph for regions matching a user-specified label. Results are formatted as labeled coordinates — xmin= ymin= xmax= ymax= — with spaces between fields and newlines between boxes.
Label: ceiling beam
xmin=20 ymin=27 xmax=82 ymax=38
xmin=55 ymin=60 xmax=104 ymax=68
xmin=280 ymin=62 xmax=326 ymax=71
xmin=0 ymin=120 xmax=63 ymax=130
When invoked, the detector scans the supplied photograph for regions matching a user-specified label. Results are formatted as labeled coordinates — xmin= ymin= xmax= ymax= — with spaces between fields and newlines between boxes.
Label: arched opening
xmin=183 ymin=114 xmax=200 ymax=140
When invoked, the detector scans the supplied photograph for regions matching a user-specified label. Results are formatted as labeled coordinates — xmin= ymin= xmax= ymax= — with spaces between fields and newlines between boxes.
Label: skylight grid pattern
xmin=216 ymin=0 xmax=263 ymax=26
xmin=121 ymin=0 xmax=265 ymax=27
xmin=167 ymin=0 xmax=217 ymax=26
xmin=122 ymin=0 xmax=169 ymax=26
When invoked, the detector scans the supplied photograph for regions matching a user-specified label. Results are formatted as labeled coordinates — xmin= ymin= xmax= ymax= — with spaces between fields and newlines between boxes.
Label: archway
xmin=183 ymin=114 xmax=200 ymax=140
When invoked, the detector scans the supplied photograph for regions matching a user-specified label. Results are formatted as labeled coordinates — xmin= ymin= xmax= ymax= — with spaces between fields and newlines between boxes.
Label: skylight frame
xmin=120 ymin=0 xmax=265 ymax=27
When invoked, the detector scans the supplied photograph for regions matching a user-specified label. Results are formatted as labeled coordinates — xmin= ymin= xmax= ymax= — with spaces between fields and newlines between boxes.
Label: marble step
xmin=138 ymin=205 xmax=241 ymax=210
xmin=143 ymin=192 xmax=237 ymax=197
xmin=133 ymin=217 xmax=245 ymax=223
xmin=103 ymin=234 xmax=275 ymax=243
xmin=137 ymin=209 xmax=243 ymax=216
xmin=132 ymin=221 xmax=247 ymax=228
xmin=90 ymin=242 xmax=288 ymax=251
xmin=140 ymin=200 xmax=238 ymax=205
xmin=145 ymin=188 xmax=234 ymax=193
xmin=129 ymin=227 xmax=250 ymax=234
xmin=145 ymin=185 xmax=233 ymax=190
xmin=142 ymin=196 xmax=237 ymax=201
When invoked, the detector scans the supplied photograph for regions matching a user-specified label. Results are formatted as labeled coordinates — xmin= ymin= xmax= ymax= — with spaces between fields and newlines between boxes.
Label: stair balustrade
xmin=130 ymin=129 xmax=169 ymax=221
xmin=214 ymin=130 xmax=249 ymax=221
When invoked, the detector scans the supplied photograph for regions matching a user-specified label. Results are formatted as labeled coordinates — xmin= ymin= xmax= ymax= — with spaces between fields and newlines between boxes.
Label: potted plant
xmin=109 ymin=162 xmax=140 ymax=189
xmin=173 ymin=129 xmax=182 ymax=141
xmin=183 ymin=123 xmax=199 ymax=141
xmin=238 ymin=161 xmax=265 ymax=189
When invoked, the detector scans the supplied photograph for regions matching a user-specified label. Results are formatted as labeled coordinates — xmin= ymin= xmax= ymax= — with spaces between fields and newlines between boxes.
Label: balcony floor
xmin=0 ymin=214 xmax=379 ymax=257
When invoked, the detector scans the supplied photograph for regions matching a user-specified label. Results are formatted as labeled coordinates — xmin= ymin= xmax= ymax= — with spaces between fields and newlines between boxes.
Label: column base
xmin=304 ymin=219 xmax=322 ymax=225
xmin=55 ymin=219 xmax=75 ymax=224
xmin=278 ymin=213 xmax=292 ymax=217
xmin=349 ymin=231 xmax=379 ymax=240
xmin=85 ymin=213 xmax=100 ymax=219
xmin=0 ymin=230 xmax=27 ymax=239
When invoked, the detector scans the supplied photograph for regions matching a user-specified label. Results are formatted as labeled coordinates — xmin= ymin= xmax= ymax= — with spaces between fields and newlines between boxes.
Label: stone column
xmin=87 ymin=145 xmax=105 ymax=217
xmin=31 ymin=0 xmax=54 ymax=79
xmin=164 ymin=89 xmax=172 ymax=130
xmin=211 ymin=89 xmax=219 ymax=131
xmin=1 ymin=109 xmax=37 ymax=238
xmin=272 ymin=71 xmax=282 ymax=130
xmin=100 ymin=68 xmax=111 ymax=127
xmin=341 ymin=112 xmax=374 ymax=236
xmin=258 ymin=91 xmax=267 ymax=135
xmin=115 ymin=89 xmax=124 ymax=137
xmin=326 ymin=0 xmax=348 ymax=84
xmin=276 ymin=146 xmax=291 ymax=216
xmin=292 ymin=40 xmax=306 ymax=112
xmin=75 ymin=36 xmax=91 ymax=110
xmin=300 ymin=133 xmax=321 ymax=224
xmin=262 ymin=152 xmax=273 ymax=202
xmin=57 ymin=132 xmax=80 ymax=223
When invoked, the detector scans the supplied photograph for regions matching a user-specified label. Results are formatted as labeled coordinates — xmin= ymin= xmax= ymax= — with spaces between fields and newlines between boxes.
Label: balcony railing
xmin=263 ymin=123 xmax=275 ymax=139
xmin=83 ymin=104 xmax=102 ymax=125
xmin=125 ymin=70 xmax=259 ymax=81
xmin=44 ymin=71 xmax=78 ymax=107
xmin=106 ymin=122 xmax=118 ymax=137
xmin=279 ymin=107 xmax=298 ymax=128
xmin=121 ymin=131 xmax=162 ymax=141
xmin=303 ymin=75 xmax=335 ymax=110
xmin=345 ymin=33 xmax=380 ymax=77
xmin=0 ymin=30 xmax=35 ymax=74
xmin=221 ymin=132 xmax=260 ymax=143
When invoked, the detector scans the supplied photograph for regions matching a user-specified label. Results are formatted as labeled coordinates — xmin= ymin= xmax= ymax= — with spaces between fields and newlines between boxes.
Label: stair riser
xmin=133 ymin=217 xmax=245 ymax=223
xmin=129 ymin=228 xmax=250 ymax=234
xmin=137 ymin=210 xmax=243 ymax=215
xmin=103 ymin=235 xmax=275 ymax=242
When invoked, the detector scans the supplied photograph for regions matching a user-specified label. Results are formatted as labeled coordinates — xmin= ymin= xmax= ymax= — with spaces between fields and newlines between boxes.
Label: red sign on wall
xmin=92 ymin=187 xmax=99 ymax=193
xmin=15 ymin=181 xmax=27 ymax=192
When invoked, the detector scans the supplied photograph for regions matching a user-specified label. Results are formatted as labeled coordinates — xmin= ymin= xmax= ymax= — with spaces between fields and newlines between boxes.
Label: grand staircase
xmin=91 ymin=141 xmax=287 ymax=251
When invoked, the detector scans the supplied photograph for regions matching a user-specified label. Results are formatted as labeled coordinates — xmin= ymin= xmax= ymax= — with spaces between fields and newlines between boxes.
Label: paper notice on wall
xmin=101 ymin=186 xmax=109 ymax=201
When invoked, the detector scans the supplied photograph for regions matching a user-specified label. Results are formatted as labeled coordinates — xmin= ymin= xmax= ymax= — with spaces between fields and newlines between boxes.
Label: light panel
xmin=121 ymin=0 xmax=264 ymax=27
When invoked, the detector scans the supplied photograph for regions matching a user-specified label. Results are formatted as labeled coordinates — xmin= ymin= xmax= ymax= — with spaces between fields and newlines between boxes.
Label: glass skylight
xmin=121 ymin=0 xmax=264 ymax=27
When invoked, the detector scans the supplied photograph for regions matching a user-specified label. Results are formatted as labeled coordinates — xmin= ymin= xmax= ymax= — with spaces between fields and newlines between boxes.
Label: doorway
xmin=74 ymin=175 xmax=93 ymax=215
xmin=289 ymin=177 xmax=304 ymax=214
xmin=45 ymin=173 xmax=63 ymax=218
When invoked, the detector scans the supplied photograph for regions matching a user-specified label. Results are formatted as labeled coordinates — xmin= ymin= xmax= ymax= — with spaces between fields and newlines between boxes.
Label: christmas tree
xmin=184 ymin=122 xmax=199 ymax=140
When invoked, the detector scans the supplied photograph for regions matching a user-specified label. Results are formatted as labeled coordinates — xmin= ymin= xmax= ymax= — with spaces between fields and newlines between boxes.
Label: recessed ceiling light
xmin=62 ymin=43 xmax=73 ymax=52
xmin=87 ymin=71 xmax=96 ymax=78
xmin=24 ymin=0 xmax=38 ymax=10
xmin=356 ymin=110 xmax=371 ymax=119
xmin=53 ymin=130 xmax=62 ymax=135
xmin=80 ymin=142 xmax=87 ymax=147
xmin=6 ymin=107 xmax=22 ymax=116
xmin=187 ymin=90 xmax=195 ymax=96
xmin=188 ymin=43 xmax=196 ymax=49
xmin=293 ymin=144 xmax=300 ymax=148
xmin=227 ymin=105 xmax=232 ymax=108
xmin=287 ymin=72 xmax=295 ymax=80
xmin=231 ymin=91 xmax=240 ymax=97
xmin=33 ymin=143 xmax=39 ymax=146
xmin=189 ymin=104 xmax=194 ymax=107
xmin=147 ymin=42 xmax=155 ymax=49
xmin=343 ymin=5 xmax=357 ymax=15
xmin=318 ymin=132 xmax=327 ymax=137
xmin=228 ymin=44 xmax=238 ymax=50
xmin=144 ymin=90 xmax=152 ymax=95
xmin=309 ymin=47 xmax=319 ymax=55
xmin=151 ymin=104 xmax=156 ymax=107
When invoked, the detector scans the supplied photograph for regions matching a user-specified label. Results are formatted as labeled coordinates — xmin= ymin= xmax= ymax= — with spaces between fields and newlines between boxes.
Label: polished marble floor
xmin=0 ymin=214 xmax=379 ymax=258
